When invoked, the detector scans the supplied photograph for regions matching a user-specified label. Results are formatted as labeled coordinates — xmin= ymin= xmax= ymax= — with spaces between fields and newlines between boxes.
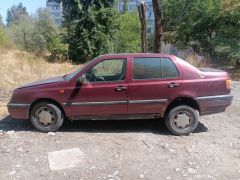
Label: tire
xmin=30 ymin=102 xmax=64 ymax=132
xmin=165 ymin=105 xmax=199 ymax=136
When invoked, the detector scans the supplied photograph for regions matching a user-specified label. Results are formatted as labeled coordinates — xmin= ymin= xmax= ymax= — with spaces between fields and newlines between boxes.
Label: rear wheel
xmin=30 ymin=102 xmax=64 ymax=132
xmin=165 ymin=105 xmax=199 ymax=136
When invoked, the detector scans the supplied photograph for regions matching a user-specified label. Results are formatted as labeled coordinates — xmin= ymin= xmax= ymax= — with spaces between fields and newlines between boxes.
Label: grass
xmin=0 ymin=48 xmax=79 ymax=90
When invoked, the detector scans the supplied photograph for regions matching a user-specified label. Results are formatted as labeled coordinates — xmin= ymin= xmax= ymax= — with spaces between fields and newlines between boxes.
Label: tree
xmin=115 ymin=11 xmax=141 ymax=53
xmin=6 ymin=8 xmax=67 ymax=60
xmin=6 ymin=14 xmax=34 ymax=50
xmin=123 ymin=0 xmax=129 ymax=13
xmin=162 ymin=0 xmax=240 ymax=62
xmin=0 ymin=15 xmax=4 ymax=27
xmin=32 ymin=8 xmax=59 ymax=54
xmin=6 ymin=3 xmax=28 ymax=25
xmin=56 ymin=0 xmax=118 ymax=63
xmin=138 ymin=2 xmax=147 ymax=53
xmin=0 ymin=27 xmax=9 ymax=47
xmin=152 ymin=0 xmax=164 ymax=53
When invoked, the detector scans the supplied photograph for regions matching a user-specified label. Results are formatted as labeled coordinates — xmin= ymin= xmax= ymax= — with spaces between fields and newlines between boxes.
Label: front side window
xmin=133 ymin=57 xmax=162 ymax=79
xmin=84 ymin=59 xmax=127 ymax=82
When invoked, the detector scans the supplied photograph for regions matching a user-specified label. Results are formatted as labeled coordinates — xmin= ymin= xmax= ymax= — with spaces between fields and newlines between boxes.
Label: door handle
xmin=115 ymin=86 xmax=127 ymax=91
xmin=168 ymin=82 xmax=179 ymax=88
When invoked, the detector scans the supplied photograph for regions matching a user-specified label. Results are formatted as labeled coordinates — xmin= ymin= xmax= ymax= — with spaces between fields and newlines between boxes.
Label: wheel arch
xmin=29 ymin=98 xmax=67 ymax=118
xmin=163 ymin=96 xmax=200 ymax=117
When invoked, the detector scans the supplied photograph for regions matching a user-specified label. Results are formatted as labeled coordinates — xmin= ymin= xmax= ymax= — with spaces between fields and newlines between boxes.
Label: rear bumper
xmin=7 ymin=103 xmax=30 ymax=119
xmin=195 ymin=94 xmax=233 ymax=116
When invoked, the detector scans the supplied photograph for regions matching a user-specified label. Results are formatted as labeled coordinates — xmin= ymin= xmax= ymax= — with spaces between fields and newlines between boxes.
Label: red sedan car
xmin=7 ymin=54 xmax=233 ymax=135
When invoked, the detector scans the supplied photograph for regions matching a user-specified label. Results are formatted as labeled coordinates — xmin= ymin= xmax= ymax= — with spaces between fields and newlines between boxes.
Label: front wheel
xmin=30 ymin=102 xmax=64 ymax=132
xmin=165 ymin=105 xmax=199 ymax=136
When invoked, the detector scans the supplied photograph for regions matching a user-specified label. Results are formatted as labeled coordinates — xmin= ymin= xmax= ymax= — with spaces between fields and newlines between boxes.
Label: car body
xmin=7 ymin=53 xmax=233 ymax=135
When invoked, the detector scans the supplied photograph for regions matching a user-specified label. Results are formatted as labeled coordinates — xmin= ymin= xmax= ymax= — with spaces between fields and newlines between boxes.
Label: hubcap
xmin=35 ymin=107 xmax=56 ymax=126
xmin=173 ymin=112 xmax=191 ymax=129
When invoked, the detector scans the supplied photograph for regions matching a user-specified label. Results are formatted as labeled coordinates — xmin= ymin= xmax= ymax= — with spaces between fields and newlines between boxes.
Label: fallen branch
xmin=141 ymin=139 xmax=150 ymax=149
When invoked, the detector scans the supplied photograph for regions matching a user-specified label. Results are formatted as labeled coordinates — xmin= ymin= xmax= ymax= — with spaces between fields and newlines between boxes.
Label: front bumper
xmin=7 ymin=103 xmax=30 ymax=119
xmin=195 ymin=94 xmax=233 ymax=116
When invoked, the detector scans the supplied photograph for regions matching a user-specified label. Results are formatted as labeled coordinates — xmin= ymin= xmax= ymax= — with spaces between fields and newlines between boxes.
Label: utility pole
xmin=152 ymin=0 xmax=163 ymax=53
xmin=138 ymin=2 xmax=147 ymax=53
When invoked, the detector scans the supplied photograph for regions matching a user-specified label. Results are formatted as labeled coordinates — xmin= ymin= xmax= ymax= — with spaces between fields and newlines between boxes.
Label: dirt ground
xmin=0 ymin=82 xmax=240 ymax=180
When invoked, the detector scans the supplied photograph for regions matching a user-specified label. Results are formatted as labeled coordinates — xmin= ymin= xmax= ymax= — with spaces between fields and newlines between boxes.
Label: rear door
xmin=128 ymin=56 xmax=182 ymax=114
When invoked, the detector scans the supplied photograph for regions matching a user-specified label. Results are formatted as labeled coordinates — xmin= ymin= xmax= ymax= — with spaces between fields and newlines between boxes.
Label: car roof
xmin=98 ymin=53 xmax=177 ymax=59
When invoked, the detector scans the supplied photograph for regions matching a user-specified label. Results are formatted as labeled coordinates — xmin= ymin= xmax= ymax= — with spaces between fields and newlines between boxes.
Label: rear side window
xmin=162 ymin=58 xmax=179 ymax=78
xmin=133 ymin=57 xmax=179 ymax=80
xmin=133 ymin=58 xmax=161 ymax=79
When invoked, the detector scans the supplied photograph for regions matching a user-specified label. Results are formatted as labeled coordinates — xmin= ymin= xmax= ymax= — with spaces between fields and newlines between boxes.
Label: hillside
xmin=0 ymin=49 xmax=79 ymax=90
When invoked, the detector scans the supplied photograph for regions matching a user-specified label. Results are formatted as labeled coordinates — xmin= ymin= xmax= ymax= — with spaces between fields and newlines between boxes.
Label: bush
xmin=0 ymin=27 xmax=11 ymax=48
xmin=114 ymin=11 xmax=141 ymax=53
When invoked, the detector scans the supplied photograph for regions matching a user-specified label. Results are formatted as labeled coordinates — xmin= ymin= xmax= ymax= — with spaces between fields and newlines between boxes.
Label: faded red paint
xmin=7 ymin=53 xmax=233 ymax=120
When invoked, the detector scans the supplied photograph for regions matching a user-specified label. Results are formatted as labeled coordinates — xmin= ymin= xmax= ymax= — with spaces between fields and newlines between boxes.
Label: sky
xmin=0 ymin=0 xmax=46 ymax=23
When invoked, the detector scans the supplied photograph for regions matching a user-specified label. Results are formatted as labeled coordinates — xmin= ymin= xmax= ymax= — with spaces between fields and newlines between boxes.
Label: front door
xmin=68 ymin=58 xmax=128 ymax=117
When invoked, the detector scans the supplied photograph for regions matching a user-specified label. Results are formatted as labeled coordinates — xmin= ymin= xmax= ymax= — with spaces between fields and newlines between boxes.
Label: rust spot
xmin=59 ymin=90 xmax=65 ymax=94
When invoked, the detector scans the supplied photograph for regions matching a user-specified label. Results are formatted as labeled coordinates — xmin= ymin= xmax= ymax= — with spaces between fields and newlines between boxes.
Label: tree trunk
xmin=138 ymin=2 xmax=147 ymax=53
xmin=152 ymin=0 xmax=163 ymax=53
xmin=123 ymin=0 xmax=128 ymax=13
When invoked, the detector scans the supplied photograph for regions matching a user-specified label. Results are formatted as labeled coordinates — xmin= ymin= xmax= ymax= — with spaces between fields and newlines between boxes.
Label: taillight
xmin=226 ymin=79 xmax=232 ymax=89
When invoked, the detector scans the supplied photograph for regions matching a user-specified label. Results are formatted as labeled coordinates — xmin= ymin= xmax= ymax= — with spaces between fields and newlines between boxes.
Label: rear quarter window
xmin=161 ymin=58 xmax=179 ymax=79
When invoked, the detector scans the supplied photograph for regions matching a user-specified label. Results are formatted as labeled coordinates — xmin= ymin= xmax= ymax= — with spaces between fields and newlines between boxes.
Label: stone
xmin=166 ymin=176 xmax=171 ymax=179
xmin=139 ymin=174 xmax=144 ymax=179
xmin=47 ymin=148 xmax=84 ymax=171
xmin=187 ymin=168 xmax=198 ymax=174
xmin=9 ymin=171 xmax=16 ymax=175
xmin=6 ymin=131 xmax=15 ymax=135
xmin=113 ymin=170 xmax=120 ymax=176
xmin=169 ymin=148 xmax=175 ymax=153
xmin=48 ymin=132 xmax=56 ymax=136
xmin=17 ymin=148 xmax=24 ymax=152
xmin=108 ymin=175 xmax=114 ymax=178
xmin=90 ymin=166 xmax=96 ymax=170
xmin=175 ymin=168 xmax=181 ymax=172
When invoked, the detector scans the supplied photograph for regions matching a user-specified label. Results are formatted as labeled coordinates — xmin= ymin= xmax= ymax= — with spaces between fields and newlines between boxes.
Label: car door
xmin=128 ymin=56 xmax=182 ymax=114
xmin=67 ymin=57 xmax=128 ymax=118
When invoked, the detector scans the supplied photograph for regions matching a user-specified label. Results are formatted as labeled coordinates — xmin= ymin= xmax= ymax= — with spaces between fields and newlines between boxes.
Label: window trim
xmin=84 ymin=58 xmax=128 ymax=84
xmin=131 ymin=57 xmax=180 ymax=81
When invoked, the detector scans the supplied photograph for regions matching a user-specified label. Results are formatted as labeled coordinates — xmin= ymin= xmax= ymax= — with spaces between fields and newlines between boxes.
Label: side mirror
xmin=76 ymin=75 xmax=87 ymax=86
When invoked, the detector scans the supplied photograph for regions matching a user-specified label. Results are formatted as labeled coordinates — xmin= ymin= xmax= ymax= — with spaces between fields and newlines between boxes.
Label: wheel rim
xmin=173 ymin=111 xmax=192 ymax=129
xmin=34 ymin=106 xmax=56 ymax=127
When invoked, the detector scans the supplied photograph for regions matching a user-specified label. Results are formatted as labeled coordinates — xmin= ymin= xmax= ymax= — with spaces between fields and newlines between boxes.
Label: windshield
xmin=63 ymin=60 xmax=94 ymax=80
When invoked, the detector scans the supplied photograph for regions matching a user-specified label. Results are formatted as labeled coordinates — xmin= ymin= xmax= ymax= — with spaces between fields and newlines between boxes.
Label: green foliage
xmin=47 ymin=29 xmax=68 ymax=61
xmin=0 ymin=27 xmax=9 ymax=47
xmin=6 ymin=8 xmax=67 ymax=61
xmin=0 ymin=15 xmax=4 ymax=27
xmin=115 ymin=11 xmax=141 ymax=53
xmin=163 ymin=0 xmax=240 ymax=62
xmin=6 ymin=3 xmax=28 ymax=25
xmin=6 ymin=15 xmax=34 ymax=50
xmin=147 ymin=33 xmax=154 ymax=52
xmin=56 ymin=0 xmax=119 ymax=63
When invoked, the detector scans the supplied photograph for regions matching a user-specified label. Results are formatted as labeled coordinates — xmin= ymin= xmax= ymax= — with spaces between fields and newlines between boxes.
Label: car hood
xmin=18 ymin=76 xmax=65 ymax=89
